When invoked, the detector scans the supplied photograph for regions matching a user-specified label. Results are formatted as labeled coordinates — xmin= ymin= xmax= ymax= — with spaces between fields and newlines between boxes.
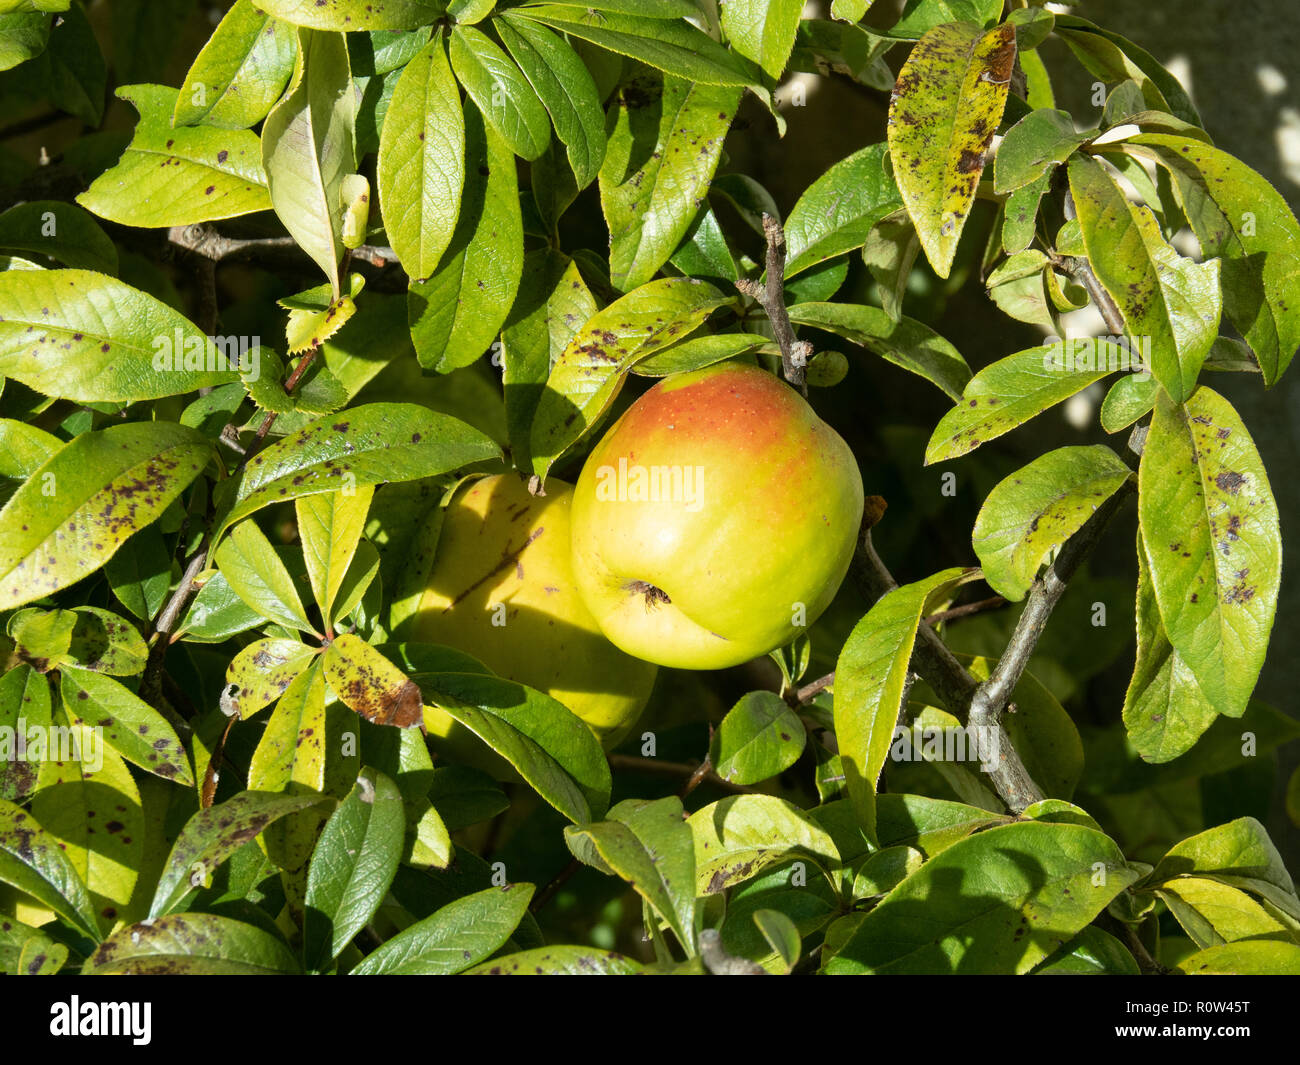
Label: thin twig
xmin=848 ymin=526 xmax=1039 ymax=810
xmin=530 ymin=857 xmax=582 ymax=913
xmin=967 ymin=480 xmax=1136 ymax=733
xmin=794 ymin=671 xmax=835 ymax=705
xmin=165 ymin=223 xmax=398 ymax=269
xmin=607 ymin=754 xmax=756 ymax=795
xmin=138 ymin=537 xmax=210 ymax=709
xmin=924 ymin=595 xmax=1008 ymax=628
xmin=678 ymin=755 xmax=715 ymax=799
xmin=735 ymin=214 xmax=811 ymax=393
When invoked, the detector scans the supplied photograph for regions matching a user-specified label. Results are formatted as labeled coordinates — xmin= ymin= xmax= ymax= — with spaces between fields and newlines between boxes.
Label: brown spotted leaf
xmin=1138 ymin=387 xmax=1280 ymax=719
xmin=529 ymin=277 xmax=727 ymax=480
xmin=149 ymin=789 xmax=334 ymax=917
xmin=1123 ymin=528 xmax=1220 ymax=764
xmin=323 ymin=633 xmax=423 ymax=728
xmin=32 ymin=727 xmax=144 ymax=931
xmin=0 ymin=798 xmax=101 ymax=941
xmin=925 ymin=342 xmax=1124 ymax=464
xmin=1116 ymin=134 xmax=1300 ymax=386
xmin=1068 ymin=153 xmax=1220 ymax=403
xmin=86 ymin=912 xmax=301 ymax=974
xmin=888 ymin=20 xmax=1016 ymax=278
xmin=0 ymin=270 xmax=242 ymax=402
xmin=77 ymin=85 xmax=270 ymax=227
xmin=222 ymin=637 xmax=318 ymax=720
xmin=215 ymin=403 xmax=500 ymax=541
xmin=59 ymin=667 xmax=194 ymax=787
xmin=0 ymin=421 xmax=212 ymax=611
xmin=972 ymin=445 xmax=1133 ymax=602
xmin=687 ymin=794 xmax=840 ymax=896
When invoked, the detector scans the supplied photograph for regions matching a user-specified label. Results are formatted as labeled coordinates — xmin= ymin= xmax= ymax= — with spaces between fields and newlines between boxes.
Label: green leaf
xmin=252 ymin=0 xmax=442 ymax=31
xmin=1137 ymin=387 xmax=1280 ymax=719
xmin=516 ymin=6 xmax=759 ymax=88
xmin=565 ymin=796 xmax=696 ymax=953
xmin=522 ymin=0 xmax=700 ymax=16
xmin=173 ymin=0 xmax=297 ymax=129
xmin=1156 ymin=877 xmax=1293 ymax=948
xmin=668 ymin=208 xmax=738 ymax=283
xmin=783 ymin=143 xmax=902 ymax=278
xmin=150 ymin=789 xmax=333 ymax=917
xmin=175 ymin=571 xmax=264 ymax=644
xmin=1032 ymin=925 xmax=1138 ymax=975
xmin=465 ymin=944 xmax=643 ymax=974
xmin=851 ymin=845 xmax=924 ymax=899
xmin=261 ymin=28 xmax=357 ymax=299
xmin=217 ymin=403 xmax=500 ymax=539
xmin=497 ymin=15 xmax=606 ymax=188
xmin=304 ymin=768 xmax=405 ymax=968
xmin=924 ymin=341 xmax=1122 ymax=464
xmin=788 ymin=301 xmax=970 ymax=399
xmin=296 ymin=487 xmax=374 ymax=624
xmin=408 ymin=103 xmax=523 ymax=373
xmin=1099 ymin=372 xmax=1156 ymax=433
xmin=600 ymin=72 xmax=739 ymax=292
xmin=871 ymin=793 xmax=1008 ymax=857
xmin=1175 ymin=939 xmax=1300 ymax=975
xmin=449 ymin=24 xmax=550 ymax=161
xmin=86 ymin=913 xmax=300 ymax=974
xmin=32 ymin=728 xmax=143 ymax=929
xmin=60 ymin=667 xmax=192 ymax=785
xmin=1120 ymin=134 xmax=1300 ymax=385
xmin=1148 ymin=817 xmax=1298 ymax=906
xmin=501 ymin=249 xmax=596 ymax=475
xmin=993 ymin=109 xmax=1092 ymax=195
xmin=888 ymin=0 xmax=1002 ymax=38
xmin=376 ymin=32 xmax=463 ymax=282
xmin=324 ymin=633 xmax=424 ymax=729
xmin=350 ymin=883 xmax=535 ymax=975
xmin=1123 ymin=528 xmax=1219 ymax=764
xmin=414 ymin=672 xmax=612 ymax=823
xmin=0 ymin=797 xmax=100 ymax=939
xmin=0 ymin=268 xmax=242 ymax=401
xmin=721 ymin=0 xmax=802 ymax=80
xmin=78 ymin=85 xmax=269 ymax=227
xmin=887 ymin=20 xmax=1016 ymax=278
xmin=0 ymin=419 xmax=60 ymax=488
xmin=1053 ymin=15 xmax=1200 ymax=128
xmin=1000 ymin=171 xmax=1050 ymax=254
xmin=0 ymin=421 xmax=211 ymax=611
xmin=632 ymin=333 xmax=765 ymax=377
xmin=824 ymin=821 xmax=1138 ymax=973
xmin=0 ymin=200 xmax=116 ymax=274
xmin=103 ymin=525 xmax=171 ymax=622
xmin=834 ymin=567 xmax=971 ymax=840
xmin=29 ymin=0 xmax=101 ymax=126
xmin=245 ymin=658 xmax=328 ymax=833
xmin=529 ymin=277 xmax=727 ymax=478
xmin=0 ymin=11 xmax=49 ymax=72
xmin=972 ymin=445 xmax=1132 ymax=602
xmin=862 ymin=208 xmax=920 ymax=319
xmin=1068 ymin=154 xmax=1220 ymax=403
xmin=688 ymin=794 xmax=840 ymax=895
xmin=709 ymin=691 xmax=806 ymax=785
xmin=215 ymin=520 xmax=316 ymax=634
